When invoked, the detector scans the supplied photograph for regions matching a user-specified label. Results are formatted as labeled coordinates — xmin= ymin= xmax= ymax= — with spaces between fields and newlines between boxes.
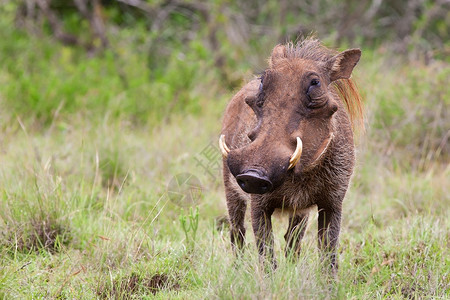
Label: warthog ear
xmin=270 ymin=44 xmax=287 ymax=67
xmin=327 ymin=49 xmax=361 ymax=82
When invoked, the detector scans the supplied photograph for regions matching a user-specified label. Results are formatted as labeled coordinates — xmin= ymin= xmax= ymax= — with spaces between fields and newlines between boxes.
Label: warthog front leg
xmin=251 ymin=197 xmax=276 ymax=268
xmin=317 ymin=206 xmax=342 ymax=272
xmin=284 ymin=213 xmax=309 ymax=258
xmin=226 ymin=195 xmax=247 ymax=254
xmin=224 ymin=172 xmax=248 ymax=254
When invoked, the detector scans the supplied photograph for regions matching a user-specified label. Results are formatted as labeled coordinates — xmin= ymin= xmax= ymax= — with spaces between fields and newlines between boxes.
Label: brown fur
xmin=221 ymin=38 xmax=363 ymax=270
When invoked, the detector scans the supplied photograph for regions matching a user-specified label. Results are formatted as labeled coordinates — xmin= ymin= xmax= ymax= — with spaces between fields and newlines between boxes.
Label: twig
xmin=116 ymin=0 xmax=154 ymax=15
xmin=16 ymin=261 xmax=32 ymax=272
xmin=34 ymin=0 xmax=79 ymax=46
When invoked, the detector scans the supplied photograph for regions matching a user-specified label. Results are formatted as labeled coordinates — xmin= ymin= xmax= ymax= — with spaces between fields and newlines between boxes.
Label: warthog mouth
xmin=219 ymin=134 xmax=303 ymax=170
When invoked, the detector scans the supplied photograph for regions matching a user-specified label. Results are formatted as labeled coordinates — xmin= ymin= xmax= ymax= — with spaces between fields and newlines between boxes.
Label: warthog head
xmin=220 ymin=42 xmax=361 ymax=194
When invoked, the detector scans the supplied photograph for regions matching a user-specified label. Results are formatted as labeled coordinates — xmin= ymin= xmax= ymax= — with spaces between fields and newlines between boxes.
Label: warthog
xmin=219 ymin=38 xmax=362 ymax=270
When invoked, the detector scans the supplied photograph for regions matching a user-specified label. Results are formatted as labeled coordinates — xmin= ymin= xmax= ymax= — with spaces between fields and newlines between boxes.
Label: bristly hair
xmin=282 ymin=38 xmax=364 ymax=131
xmin=333 ymin=78 xmax=364 ymax=132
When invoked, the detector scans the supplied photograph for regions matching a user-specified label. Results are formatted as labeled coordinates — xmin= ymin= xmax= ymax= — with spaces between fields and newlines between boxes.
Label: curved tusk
xmin=288 ymin=137 xmax=303 ymax=170
xmin=219 ymin=134 xmax=231 ymax=158
xmin=312 ymin=133 xmax=334 ymax=163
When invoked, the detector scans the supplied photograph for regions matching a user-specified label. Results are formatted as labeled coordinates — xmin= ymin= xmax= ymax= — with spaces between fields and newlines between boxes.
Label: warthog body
xmin=220 ymin=38 xmax=363 ymax=269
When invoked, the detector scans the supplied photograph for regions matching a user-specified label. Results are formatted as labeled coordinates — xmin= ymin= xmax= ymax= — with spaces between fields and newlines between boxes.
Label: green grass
xmin=0 ymin=27 xmax=449 ymax=298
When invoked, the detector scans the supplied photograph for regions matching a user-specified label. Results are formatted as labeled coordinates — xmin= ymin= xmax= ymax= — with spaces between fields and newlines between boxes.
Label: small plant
xmin=179 ymin=207 xmax=199 ymax=250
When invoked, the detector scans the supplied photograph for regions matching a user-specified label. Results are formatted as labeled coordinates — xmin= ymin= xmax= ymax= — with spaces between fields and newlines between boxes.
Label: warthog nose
xmin=236 ymin=170 xmax=273 ymax=194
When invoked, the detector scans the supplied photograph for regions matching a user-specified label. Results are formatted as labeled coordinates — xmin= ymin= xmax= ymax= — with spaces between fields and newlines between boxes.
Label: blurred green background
xmin=0 ymin=0 xmax=449 ymax=298
xmin=1 ymin=0 xmax=448 ymax=125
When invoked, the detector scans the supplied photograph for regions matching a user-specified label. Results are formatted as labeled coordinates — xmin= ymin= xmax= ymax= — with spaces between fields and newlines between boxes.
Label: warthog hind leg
xmin=284 ymin=212 xmax=309 ymax=258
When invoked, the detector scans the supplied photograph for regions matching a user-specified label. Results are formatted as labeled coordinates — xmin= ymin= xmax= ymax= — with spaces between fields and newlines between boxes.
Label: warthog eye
xmin=306 ymin=78 xmax=327 ymax=108
xmin=307 ymin=78 xmax=321 ymax=96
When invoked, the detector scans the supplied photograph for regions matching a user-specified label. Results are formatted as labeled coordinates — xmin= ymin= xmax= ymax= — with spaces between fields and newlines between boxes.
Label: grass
xmin=0 ymin=27 xmax=449 ymax=298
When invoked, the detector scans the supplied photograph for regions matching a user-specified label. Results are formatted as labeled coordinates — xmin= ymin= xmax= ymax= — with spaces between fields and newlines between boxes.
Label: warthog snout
xmin=236 ymin=169 xmax=273 ymax=194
